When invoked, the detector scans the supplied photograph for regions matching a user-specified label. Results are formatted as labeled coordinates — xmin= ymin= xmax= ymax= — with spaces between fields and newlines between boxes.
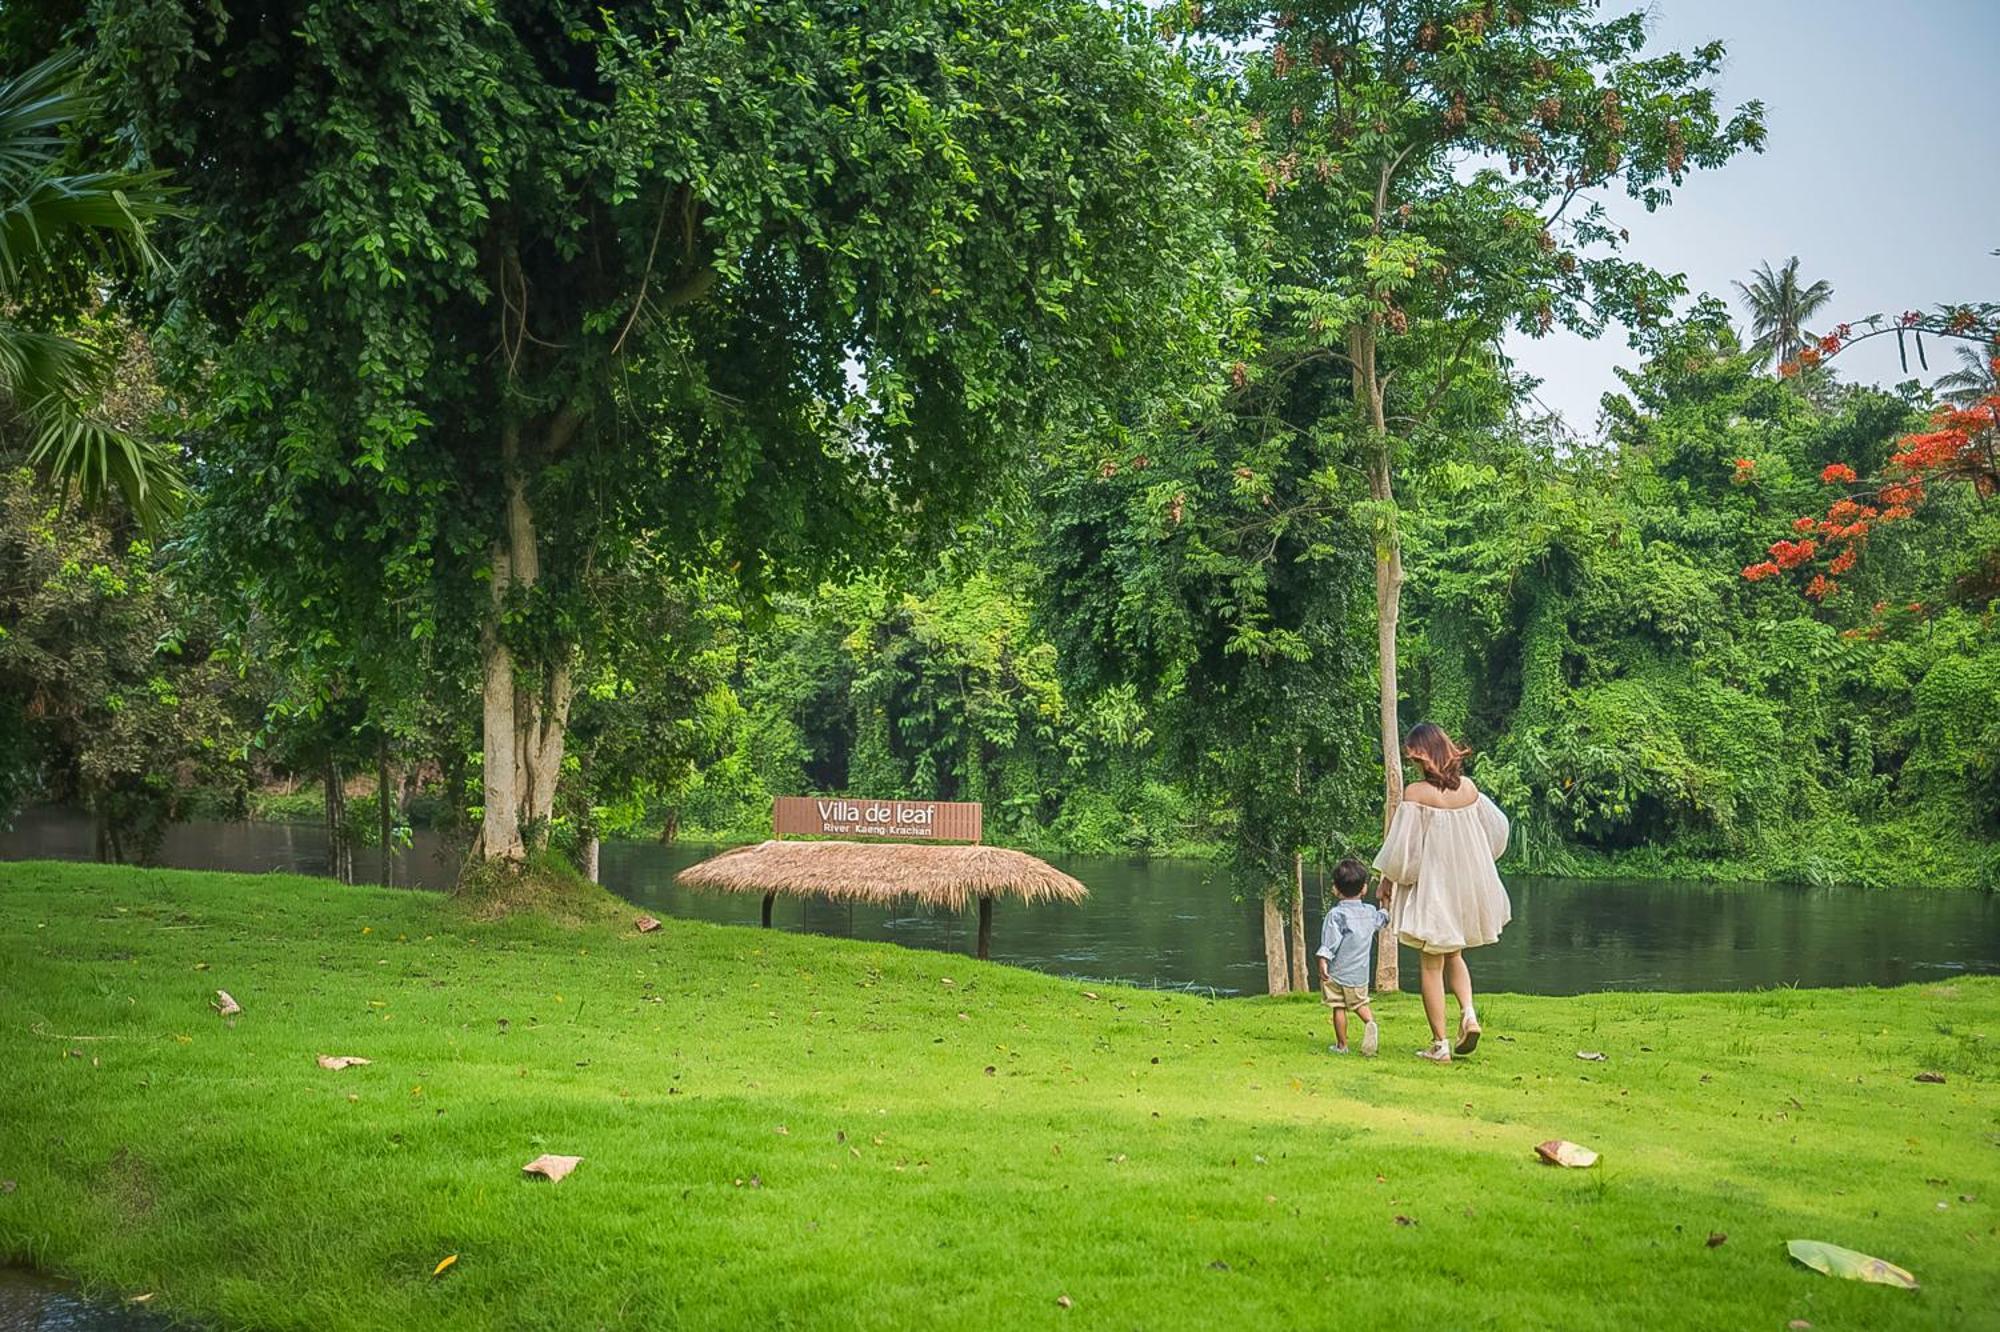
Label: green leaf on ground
xmin=1786 ymin=1240 xmax=1918 ymax=1289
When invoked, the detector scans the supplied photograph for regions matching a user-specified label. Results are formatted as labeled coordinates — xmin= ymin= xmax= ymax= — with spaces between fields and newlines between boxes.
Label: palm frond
xmin=26 ymin=404 xmax=185 ymax=528
xmin=0 ymin=50 xmax=87 ymax=193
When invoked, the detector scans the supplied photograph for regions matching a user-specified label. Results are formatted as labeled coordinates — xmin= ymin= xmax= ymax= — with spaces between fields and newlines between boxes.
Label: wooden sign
xmin=772 ymin=797 xmax=981 ymax=843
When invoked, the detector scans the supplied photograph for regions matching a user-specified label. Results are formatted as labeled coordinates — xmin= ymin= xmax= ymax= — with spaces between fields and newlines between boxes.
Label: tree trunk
xmin=1288 ymin=854 xmax=1309 ymax=993
xmin=324 ymin=755 xmax=351 ymax=885
xmin=977 ymin=894 xmax=994 ymax=960
xmin=1261 ymin=893 xmax=1289 ymax=995
xmin=475 ymin=423 xmax=575 ymax=866
xmin=581 ymin=833 xmax=600 ymax=884
xmin=377 ymin=736 xmax=393 ymax=887
xmin=1352 ymin=320 xmax=1404 ymax=993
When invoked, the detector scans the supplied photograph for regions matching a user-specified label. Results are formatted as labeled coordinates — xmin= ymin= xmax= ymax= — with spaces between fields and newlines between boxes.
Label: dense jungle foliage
xmin=0 ymin=1 xmax=1993 ymax=891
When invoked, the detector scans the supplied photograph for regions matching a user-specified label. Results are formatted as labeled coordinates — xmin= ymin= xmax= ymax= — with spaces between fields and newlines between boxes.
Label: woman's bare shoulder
xmin=1406 ymin=779 xmax=1479 ymax=810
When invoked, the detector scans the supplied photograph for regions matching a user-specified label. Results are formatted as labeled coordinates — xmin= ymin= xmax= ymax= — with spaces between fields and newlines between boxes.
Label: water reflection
xmin=0 ymin=1268 xmax=169 ymax=1331
xmin=2 ymin=808 xmax=1993 ymax=997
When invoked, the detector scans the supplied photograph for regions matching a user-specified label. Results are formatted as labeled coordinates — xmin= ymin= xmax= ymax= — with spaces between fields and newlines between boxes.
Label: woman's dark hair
xmin=1405 ymin=721 xmax=1470 ymax=791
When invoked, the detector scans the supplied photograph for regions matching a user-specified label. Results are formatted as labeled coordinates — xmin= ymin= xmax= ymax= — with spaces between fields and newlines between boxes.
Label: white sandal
xmin=1456 ymin=1014 xmax=1482 ymax=1056
xmin=1415 ymin=1040 xmax=1452 ymax=1064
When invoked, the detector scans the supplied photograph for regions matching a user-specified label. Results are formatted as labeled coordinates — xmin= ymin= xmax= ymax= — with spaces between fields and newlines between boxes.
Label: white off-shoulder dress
xmin=1372 ymin=788 xmax=1512 ymax=955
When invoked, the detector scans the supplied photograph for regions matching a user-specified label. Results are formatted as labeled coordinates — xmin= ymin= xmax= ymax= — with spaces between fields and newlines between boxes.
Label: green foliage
xmin=1406 ymin=315 xmax=1999 ymax=888
xmin=0 ymin=464 xmax=236 ymax=858
xmin=89 ymin=0 xmax=1259 ymax=860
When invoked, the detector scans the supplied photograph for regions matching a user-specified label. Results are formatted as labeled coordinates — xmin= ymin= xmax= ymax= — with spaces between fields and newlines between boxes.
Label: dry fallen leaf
xmin=1786 ymin=1322 xmax=1812 ymax=1331
xmin=1913 ymin=1071 xmax=1946 ymax=1084
xmin=1055 ymin=1295 xmax=1073 ymax=1309
xmin=126 ymin=1293 xmax=154 ymax=1305
xmin=213 ymin=990 xmax=242 ymax=1017
xmin=522 ymin=1154 xmax=582 ymax=1183
xmin=0 ymin=1180 xmax=14 ymax=1194
xmin=1576 ymin=1050 xmax=1607 ymax=1062
xmin=1393 ymin=1214 xmax=1416 ymax=1226
xmin=432 ymin=1255 xmax=458 ymax=1278
xmin=1706 ymin=1232 xmax=1727 ymax=1248
xmin=634 ymin=915 xmax=661 ymax=933
xmin=1786 ymin=1239 xmax=1918 ymax=1289
xmin=316 ymin=1055 xmax=372 ymax=1071
xmin=1535 ymin=1140 xmax=1600 ymax=1169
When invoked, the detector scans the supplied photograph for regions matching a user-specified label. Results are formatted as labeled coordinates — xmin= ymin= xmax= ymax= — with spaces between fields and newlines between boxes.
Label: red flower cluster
xmin=1768 ymin=538 xmax=1817 ymax=570
xmin=1747 ymin=323 xmax=1999 ymax=604
xmin=1730 ymin=457 xmax=1756 ymax=483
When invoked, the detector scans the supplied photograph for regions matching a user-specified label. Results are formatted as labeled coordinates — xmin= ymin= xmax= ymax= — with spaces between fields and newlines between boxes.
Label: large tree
xmin=92 ymin=0 xmax=1253 ymax=868
xmin=1734 ymin=256 xmax=1834 ymax=372
xmin=1183 ymin=0 xmax=1762 ymax=985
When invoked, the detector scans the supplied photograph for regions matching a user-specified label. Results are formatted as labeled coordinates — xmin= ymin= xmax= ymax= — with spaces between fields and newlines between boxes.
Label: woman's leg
xmin=1418 ymin=952 xmax=1450 ymax=1043
xmin=1446 ymin=952 xmax=1476 ymax=1021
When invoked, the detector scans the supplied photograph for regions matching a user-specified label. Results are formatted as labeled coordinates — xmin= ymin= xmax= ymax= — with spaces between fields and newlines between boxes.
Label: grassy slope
xmin=0 ymin=864 xmax=1994 ymax=1331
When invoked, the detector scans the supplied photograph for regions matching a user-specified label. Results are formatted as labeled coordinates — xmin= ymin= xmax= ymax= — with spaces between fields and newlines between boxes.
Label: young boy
xmin=1317 ymin=857 xmax=1389 ymax=1056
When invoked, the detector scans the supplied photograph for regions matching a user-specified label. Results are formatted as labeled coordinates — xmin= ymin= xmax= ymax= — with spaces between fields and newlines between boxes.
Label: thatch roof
xmin=675 ymin=840 xmax=1087 ymax=911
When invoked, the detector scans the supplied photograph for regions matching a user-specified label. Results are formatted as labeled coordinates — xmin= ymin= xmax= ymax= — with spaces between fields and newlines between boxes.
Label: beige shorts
xmin=1321 ymin=979 xmax=1370 ymax=1012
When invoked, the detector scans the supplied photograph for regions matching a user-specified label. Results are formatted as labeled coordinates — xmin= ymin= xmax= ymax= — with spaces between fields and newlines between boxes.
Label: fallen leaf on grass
xmin=1786 ymin=1322 xmax=1812 ymax=1330
xmin=316 ymin=1055 xmax=372 ymax=1071
xmin=1055 ymin=1295 xmax=1073 ymax=1309
xmin=126 ymin=1293 xmax=153 ymax=1305
xmin=1393 ymin=1214 xmax=1416 ymax=1227
xmin=634 ymin=915 xmax=661 ymax=933
xmin=1706 ymin=1232 xmax=1727 ymax=1248
xmin=1534 ymin=1140 xmax=1599 ymax=1169
xmin=522 ymin=1154 xmax=583 ymax=1183
xmin=432 ymin=1255 xmax=458 ymax=1278
xmin=1913 ymin=1071 xmax=1946 ymax=1084
xmin=1786 ymin=1239 xmax=1917 ymax=1289
xmin=0 ymin=1180 xmax=14 ymax=1194
xmin=1081 ymin=991 xmax=1099 ymax=1001
xmin=1576 ymin=1051 xmax=1606 ymax=1062
xmin=212 ymin=990 xmax=242 ymax=1017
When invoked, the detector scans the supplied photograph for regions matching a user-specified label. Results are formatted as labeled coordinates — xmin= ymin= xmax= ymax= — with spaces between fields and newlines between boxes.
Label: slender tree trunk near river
xmin=1351 ymin=318 xmax=1404 ymax=993
xmin=377 ymin=737 xmax=393 ymax=887
xmin=324 ymin=755 xmax=351 ymax=885
xmin=1289 ymin=854 xmax=1309 ymax=993
xmin=475 ymin=421 xmax=577 ymax=866
xmin=1261 ymin=893 xmax=1289 ymax=995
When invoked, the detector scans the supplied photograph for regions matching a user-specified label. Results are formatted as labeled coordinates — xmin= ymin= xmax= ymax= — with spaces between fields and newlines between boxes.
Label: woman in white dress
xmin=1372 ymin=722 xmax=1511 ymax=1064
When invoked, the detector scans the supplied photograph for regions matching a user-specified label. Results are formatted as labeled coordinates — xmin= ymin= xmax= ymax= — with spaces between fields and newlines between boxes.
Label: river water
xmin=2 ymin=809 xmax=1993 ymax=996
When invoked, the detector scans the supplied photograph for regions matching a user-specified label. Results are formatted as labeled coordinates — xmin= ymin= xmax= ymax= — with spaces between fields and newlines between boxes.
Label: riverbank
xmin=239 ymin=784 xmax=1997 ymax=889
xmin=2 ymin=863 xmax=1995 ymax=1329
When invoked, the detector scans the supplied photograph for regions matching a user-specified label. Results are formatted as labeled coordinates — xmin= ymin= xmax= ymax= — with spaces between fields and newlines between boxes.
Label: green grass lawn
xmin=1 ymin=863 xmax=1995 ymax=1330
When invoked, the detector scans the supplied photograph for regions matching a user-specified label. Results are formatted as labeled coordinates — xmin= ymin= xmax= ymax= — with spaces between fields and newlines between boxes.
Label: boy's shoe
xmin=1327 ymin=1043 xmax=1350 ymax=1055
xmin=1360 ymin=1020 xmax=1379 ymax=1057
xmin=1455 ymin=1014 xmax=1482 ymax=1056
xmin=1415 ymin=1040 xmax=1452 ymax=1064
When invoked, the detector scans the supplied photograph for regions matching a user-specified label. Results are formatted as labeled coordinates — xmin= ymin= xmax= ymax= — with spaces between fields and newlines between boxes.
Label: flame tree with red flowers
xmin=1743 ymin=305 xmax=2000 ymax=608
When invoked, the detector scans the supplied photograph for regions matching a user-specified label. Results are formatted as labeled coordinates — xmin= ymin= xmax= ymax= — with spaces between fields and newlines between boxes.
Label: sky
xmin=1505 ymin=0 xmax=2000 ymax=436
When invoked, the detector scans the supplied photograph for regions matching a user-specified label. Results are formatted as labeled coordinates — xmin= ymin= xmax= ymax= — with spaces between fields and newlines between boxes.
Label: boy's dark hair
xmin=1332 ymin=858 xmax=1369 ymax=898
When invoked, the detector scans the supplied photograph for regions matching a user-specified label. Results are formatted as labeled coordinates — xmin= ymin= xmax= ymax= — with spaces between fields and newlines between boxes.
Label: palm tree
xmin=1934 ymin=342 xmax=1999 ymax=406
xmin=0 ymin=50 xmax=181 ymax=525
xmin=1733 ymin=257 xmax=1835 ymax=373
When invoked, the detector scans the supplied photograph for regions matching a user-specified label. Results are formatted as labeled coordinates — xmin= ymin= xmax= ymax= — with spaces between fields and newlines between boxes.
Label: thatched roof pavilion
xmin=675 ymin=839 xmax=1086 ymax=958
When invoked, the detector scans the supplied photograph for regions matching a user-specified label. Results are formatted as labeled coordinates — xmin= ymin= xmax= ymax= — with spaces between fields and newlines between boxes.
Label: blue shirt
xmin=1317 ymin=898 xmax=1390 ymax=987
